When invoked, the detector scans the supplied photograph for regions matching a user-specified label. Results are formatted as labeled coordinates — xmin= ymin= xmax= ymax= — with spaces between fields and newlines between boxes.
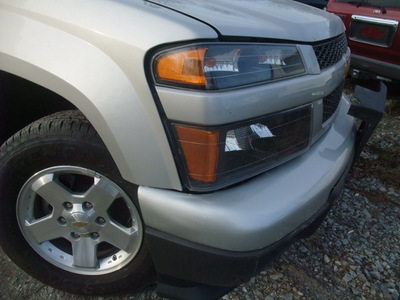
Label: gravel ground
xmin=1 ymin=86 xmax=399 ymax=300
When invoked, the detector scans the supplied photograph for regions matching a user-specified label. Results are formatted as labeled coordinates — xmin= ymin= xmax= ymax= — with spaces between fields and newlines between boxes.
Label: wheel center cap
xmin=68 ymin=213 xmax=91 ymax=233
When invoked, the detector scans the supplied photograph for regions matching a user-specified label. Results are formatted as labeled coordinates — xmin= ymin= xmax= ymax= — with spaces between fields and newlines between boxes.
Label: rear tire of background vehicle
xmin=0 ymin=110 xmax=155 ymax=295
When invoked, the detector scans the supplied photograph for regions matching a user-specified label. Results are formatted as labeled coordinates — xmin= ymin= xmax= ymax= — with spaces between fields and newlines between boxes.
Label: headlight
xmin=172 ymin=104 xmax=312 ymax=191
xmin=153 ymin=43 xmax=305 ymax=90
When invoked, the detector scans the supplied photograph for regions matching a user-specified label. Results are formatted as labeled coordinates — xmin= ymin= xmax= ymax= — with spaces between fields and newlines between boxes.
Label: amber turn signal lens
xmin=156 ymin=48 xmax=207 ymax=86
xmin=175 ymin=125 xmax=219 ymax=183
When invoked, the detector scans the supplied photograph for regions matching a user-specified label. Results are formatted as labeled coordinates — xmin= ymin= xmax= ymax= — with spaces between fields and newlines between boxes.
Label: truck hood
xmin=147 ymin=0 xmax=344 ymax=42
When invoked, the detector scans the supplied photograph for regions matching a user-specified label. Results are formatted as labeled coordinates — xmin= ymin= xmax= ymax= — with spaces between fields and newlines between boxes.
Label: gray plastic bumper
xmin=138 ymin=96 xmax=356 ymax=252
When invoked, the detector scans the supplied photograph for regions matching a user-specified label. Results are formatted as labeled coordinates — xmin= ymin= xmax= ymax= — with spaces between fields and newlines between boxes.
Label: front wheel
xmin=0 ymin=110 xmax=155 ymax=295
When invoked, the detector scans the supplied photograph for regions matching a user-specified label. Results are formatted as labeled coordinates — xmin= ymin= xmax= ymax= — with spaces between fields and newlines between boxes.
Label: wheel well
xmin=0 ymin=70 xmax=76 ymax=146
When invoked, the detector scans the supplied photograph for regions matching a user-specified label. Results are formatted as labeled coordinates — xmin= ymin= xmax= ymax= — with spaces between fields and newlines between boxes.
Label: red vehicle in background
xmin=327 ymin=0 xmax=400 ymax=83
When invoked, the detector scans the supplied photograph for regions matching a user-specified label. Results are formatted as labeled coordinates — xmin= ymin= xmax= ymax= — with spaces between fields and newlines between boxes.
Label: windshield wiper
xmin=341 ymin=1 xmax=387 ymax=13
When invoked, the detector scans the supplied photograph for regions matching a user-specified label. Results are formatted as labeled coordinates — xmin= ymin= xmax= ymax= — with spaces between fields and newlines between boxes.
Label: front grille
xmin=313 ymin=34 xmax=348 ymax=69
xmin=323 ymin=81 xmax=344 ymax=123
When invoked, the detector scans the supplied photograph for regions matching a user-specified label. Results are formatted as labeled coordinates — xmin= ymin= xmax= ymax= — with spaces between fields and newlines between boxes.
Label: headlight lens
xmin=154 ymin=43 xmax=305 ymax=89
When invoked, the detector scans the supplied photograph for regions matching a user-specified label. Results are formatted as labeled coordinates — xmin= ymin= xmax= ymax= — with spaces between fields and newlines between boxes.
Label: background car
xmin=327 ymin=0 xmax=400 ymax=83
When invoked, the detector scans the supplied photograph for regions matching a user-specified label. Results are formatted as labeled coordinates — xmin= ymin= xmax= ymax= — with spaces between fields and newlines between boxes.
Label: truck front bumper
xmin=138 ymin=88 xmax=386 ymax=300
xmin=146 ymin=166 xmax=348 ymax=300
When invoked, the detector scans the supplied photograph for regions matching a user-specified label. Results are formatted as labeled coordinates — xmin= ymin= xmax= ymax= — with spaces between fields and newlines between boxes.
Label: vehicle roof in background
xmin=336 ymin=0 xmax=400 ymax=8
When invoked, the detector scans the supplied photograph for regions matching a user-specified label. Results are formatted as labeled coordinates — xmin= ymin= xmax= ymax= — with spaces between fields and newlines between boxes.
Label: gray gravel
xmin=1 ymin=116 xmax=399 ymax=300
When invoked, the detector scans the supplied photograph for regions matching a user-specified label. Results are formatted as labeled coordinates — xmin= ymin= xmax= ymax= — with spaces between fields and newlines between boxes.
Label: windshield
xmin=337 ymin=0 xmax=400 ymax=8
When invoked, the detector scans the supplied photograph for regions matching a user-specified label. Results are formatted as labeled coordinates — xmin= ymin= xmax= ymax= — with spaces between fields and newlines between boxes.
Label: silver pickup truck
xmin=0 ymin=1 xmax=386 ymax=299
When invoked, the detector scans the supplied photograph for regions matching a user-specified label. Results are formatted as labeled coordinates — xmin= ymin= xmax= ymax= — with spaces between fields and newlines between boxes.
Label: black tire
xmin=0 ymin=110 xmax=155 ymax=295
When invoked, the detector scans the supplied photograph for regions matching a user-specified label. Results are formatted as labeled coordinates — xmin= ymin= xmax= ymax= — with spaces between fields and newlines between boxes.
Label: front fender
xmin=0 ymin=1 xmax=216 ymax=190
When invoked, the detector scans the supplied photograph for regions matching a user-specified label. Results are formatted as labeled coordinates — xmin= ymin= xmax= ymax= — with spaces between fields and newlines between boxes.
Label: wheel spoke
xmin=72 ymin=237 xmax=99 ymax=268
xmin=101 ymin=221 xmax=139 ymax=253
xmin=83 ymin=177 xmax=119 ymax=214
xmin=32 ymin=174 xmax=73 ymax=207
xmin=25 ymin=215 xmax=69 ymax=243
